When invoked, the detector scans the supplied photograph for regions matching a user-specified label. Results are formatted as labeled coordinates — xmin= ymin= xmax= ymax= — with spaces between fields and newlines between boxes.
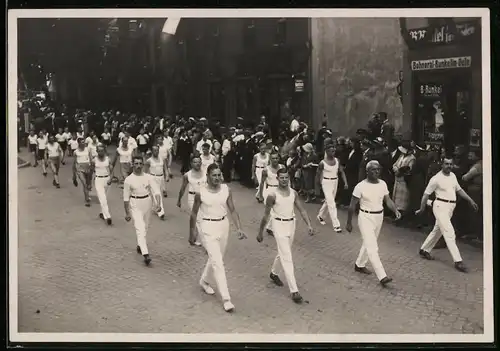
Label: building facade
xmin=400 ymin=17 xmax=482 ymax=152
xmin=160 ymin=18 xmax=404 ymax=137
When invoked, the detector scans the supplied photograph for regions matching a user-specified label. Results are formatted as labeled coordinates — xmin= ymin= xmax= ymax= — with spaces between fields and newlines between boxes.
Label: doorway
xmin=413 ymin=69 xmax=472 ymax=151
xmin=210 ymin=81 xmax=226 ymax=123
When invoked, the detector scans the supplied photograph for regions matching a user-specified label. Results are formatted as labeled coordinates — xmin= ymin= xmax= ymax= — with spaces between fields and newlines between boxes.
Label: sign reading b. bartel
xmin=411 ymin=56 xmax=472 ymax=71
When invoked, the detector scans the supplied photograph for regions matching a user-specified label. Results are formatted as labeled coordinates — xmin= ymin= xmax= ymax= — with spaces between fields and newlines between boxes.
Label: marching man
xmin=252 ymin=142 xmax=270 ymax=196
xmin=123 ymin=156 xmax=162 ymax=266
xmin=416 ymin=157 xmax=478 ymax=272
xmin=144 ymin=145 xmax=167 ymax=220
xmin=346 ymin=160 xmax=401 ymax=287
xmin=257 ymin=152 xmax=285 ymax=236
xmin=177 ymin=155 xmax=206 ymax=246
xmin=316 ymin=142 xmax=349 ymax=232
xmin=112 ymin=137 xmax=134 ymax=186
xmin=257 ymin=168 xmax=313 ymax=304
xmin=189 ymin=163 xmax=246 ymax=313
xmin=92 ymin=144 xmax=113 ymax=225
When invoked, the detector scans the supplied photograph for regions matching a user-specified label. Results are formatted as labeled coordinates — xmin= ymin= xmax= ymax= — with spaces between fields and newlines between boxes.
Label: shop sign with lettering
xmin=294 ymin=79 xmax=304 ymax=92
xmin=406 ymin=20 xmax=478 ymax=46
xmin=424 ymin=131 xmax=445 ymax=145
xmin=411 ymin=56 xmax=472 ymax=71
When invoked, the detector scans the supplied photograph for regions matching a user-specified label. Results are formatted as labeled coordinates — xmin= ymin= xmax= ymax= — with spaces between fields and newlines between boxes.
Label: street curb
xmin=18 ymin=159 xmax=31 ymax=169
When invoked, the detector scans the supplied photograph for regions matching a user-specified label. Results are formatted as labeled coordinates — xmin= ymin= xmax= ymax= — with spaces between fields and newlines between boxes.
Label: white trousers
xmin=188 ymin=194 xmax=202 ymax=242
xmin=199 ymin=218 xmax=231 ymax=300
xmin=421 ymin=201 xmax=462 ymax=262
xmin=255 ymin=166 xmax=264 ymax=193
xmin=130 ymin=197 xmax=153 ymax=255
xmin=151 ymin=175 xmax=165 ymax=217
xmin=271 ymin=219 xmax=299 ymax=293
xmin=95 ymin=176 xmax=111 ymax=219
xmin=318 ymin=179 xmax=341 ymax=228
xmin=355 ymin=212 xmax=387 ymax=280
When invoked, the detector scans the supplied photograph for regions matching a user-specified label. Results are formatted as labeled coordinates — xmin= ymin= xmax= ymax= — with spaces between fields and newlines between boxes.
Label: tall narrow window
xmin=243 ymin=19 xmax=256 ymax=48
xmin=275 ymin=18 xmax=287 ymax=46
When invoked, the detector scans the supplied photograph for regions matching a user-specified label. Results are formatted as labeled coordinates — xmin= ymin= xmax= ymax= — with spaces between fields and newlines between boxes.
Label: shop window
xmin=274 ymin=18 xmax=287 ymax=46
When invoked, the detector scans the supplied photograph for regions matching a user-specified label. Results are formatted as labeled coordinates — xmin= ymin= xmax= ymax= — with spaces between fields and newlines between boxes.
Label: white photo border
xmin=7 ymin=7 xmax=493 ymax=344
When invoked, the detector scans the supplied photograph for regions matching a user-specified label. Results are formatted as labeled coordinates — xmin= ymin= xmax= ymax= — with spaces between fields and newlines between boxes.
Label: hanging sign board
xmin=294 ymin=79 xmax=304 ymax=92
xmin=411 ymin=56 xmax=472 ymax=71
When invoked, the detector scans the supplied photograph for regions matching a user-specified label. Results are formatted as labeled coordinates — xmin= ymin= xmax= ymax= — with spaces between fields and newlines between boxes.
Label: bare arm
xmin=294 ymin=191 xmax=313 ymax=230
xmin=177 ymin=174 xmax=189 ymax=206
xmin=347 ymin=196 xmax=360 ymax=226
xmin=259 ymin=194 xmax=275 ymax=236
xmin=226 ymin=189 xmax=243 ymax=233
xmin=457 ymin=189 xmax=476 ymax=207
xmin=111 ymin=150 xmax=119 ymax=168
xmin=251 ymin=155 xmax=257 ymax=179
xmin=123 ymin=179 xmax=131 ymax=218
xmin=383 ymin=194 xmax=399 ymax=215
xmin=315 ymin=161 xmax=324 ymax=195
xmin=144 ymin=159 xmax=151 ymax=174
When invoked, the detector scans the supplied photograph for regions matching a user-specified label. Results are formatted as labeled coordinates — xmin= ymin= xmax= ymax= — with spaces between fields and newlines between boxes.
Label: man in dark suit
xmin=341 ymin=137 xmax=363 ymax=206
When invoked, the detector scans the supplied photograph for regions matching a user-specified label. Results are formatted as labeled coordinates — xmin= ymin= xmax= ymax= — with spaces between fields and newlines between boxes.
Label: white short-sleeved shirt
xmin=137 ymin=134 xmax=148 ymax=145
xmin=85 ymin=136 xmax=93 ymax=145
xmin=118 ymin=147 xmax=133 ymax=164
xmin=196 ymin=139 xmax=213 ymax=153
xmin=352 ymin=179 xmax=389 ymax=212
xmin=424 ymin=171 xmax=462 ymax=202
xmin=118 ymin=132 xmax=125 ymax=141
xmin=37 ymin=137 xmax=47 ymax=149
xmin=55 ymin=133 xmax=68 ymax=143
xmin=28 ymin=135 xmax=37 ymax=145
xmin=63 ymin=132 xmax=72 ymax=140
xmin=101 ymin=132 xmax=111 ymax=141
xmin=163 ymin=136 xmax=174 ymax=150
xmin=69 ymin=139 xmax=79 ymax=150
xmin=120 ymin=137 xmax=137 ymax=150
xmin=123 ymin=173 xmax=159 ymax=201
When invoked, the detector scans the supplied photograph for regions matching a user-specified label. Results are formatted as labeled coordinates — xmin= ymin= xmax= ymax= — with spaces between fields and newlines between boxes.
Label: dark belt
xmin=323 ymin=177 xmax=338 ymax=180
xmin=202 ymin=216 xmax=226 ymax=221
xmin=360 ymin=209 xmax=383 ymax=214
xmin=436 ymin=197 xmax=456 ymax=204
xmin=96 ymin=175 xmax=109 ymax=178
xmin=275 ymin=217 xmax=295 ymax=222
xmin=189 ymin=191 xmax=196 ymax=195
xmin=256 ymin=166 xmax=265 ymax=168
xmin=130 ymin=195 xmax=149 ymax=199
xmin=151 ymin=173 xmax=164 ymax=177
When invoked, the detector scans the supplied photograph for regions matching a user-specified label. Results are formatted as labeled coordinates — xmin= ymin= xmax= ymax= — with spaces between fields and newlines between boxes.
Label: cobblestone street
xmin=16 ymin=152 xmax=485 ymax=334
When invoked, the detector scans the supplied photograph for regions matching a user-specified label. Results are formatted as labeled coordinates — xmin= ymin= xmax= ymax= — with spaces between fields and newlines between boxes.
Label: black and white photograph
xmin=8 ymin=8 xmax=493 ymax=344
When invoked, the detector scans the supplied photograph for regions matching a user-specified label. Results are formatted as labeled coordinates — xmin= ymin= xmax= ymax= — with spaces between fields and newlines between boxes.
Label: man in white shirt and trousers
xmin=257 ymin=168 xmax=314 ymax=304
xmin=346 ymin=160 xmax=401 ymax=287
xmin=123 ymin=156 xmax=162 ymax=266
xmin=416 ymin=157 xmax=478 ymax=272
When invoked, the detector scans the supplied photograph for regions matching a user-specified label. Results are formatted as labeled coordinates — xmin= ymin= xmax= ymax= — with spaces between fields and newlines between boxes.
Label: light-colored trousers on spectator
xmin=355 ymin=212 xmax=388 ymax=280
xmin=421 ymin=201 xmax=462 ymax=262
xmin=271 ymin=218 xmax=299 ymax=293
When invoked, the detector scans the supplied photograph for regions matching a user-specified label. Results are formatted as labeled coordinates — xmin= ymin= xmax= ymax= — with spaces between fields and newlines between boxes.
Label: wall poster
xmin=416 ymin=82 xmax=446 ymax=146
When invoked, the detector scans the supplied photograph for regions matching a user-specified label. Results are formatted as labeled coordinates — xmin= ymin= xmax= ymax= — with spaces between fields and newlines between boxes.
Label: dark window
xmin=243 ymin=19 xmax=256 ymax=48
xmin=275 ymin=18 xmax=287 ymax=46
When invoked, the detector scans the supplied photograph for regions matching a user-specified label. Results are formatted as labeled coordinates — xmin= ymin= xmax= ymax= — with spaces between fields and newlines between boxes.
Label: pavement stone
xmin=15 ymin=148 xmax=485 ymax=334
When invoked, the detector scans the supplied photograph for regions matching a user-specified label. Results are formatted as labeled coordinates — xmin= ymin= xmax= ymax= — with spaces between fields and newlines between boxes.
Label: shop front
xmin=402 ymin=19 xmax=482 ymax=152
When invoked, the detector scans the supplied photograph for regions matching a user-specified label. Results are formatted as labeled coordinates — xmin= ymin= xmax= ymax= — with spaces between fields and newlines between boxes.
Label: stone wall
xmin=311 ymin=18 xmax=404 ymax=136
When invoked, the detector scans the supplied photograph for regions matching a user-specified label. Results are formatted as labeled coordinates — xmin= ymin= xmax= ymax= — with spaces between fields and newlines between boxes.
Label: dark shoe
xmin=106 ymin=218 xmax=112 ymax=226
xmin=270 ymin=272 xmax=284 ymax=287
xmin=380 ymin=277 xmax=393 ymax=287
xmin=99 ymin=213 xmax=104 ymax=220
xmin=419 ymin=249 xmax=434 ymax=260
xmin=291 ymin=292 xmax=303 ymax=304
xmin=160 ymin=214 xmax=165 ymax=221
xmin=163 ymin=192 xmax=168 ymax=198
xmin=266 ymin=229 xmax=274 ymax=236
xmin=85 ymin=203 xmax=91 ymax=207
xmin=454 ymin=261 xmax=468 ymax=273
xmin=52 ymin=179 xmax=57 ymax=186
xmin=61 ymin=161 xmax=66 ymax=165
xmin=354 ymin=264 xmax=372 ymax=275
xmin=144 ymin=254 xmax=152 ymax=266
xmin=55 ymin=183 xmax=60 ymax=188
xmin=136 ymin=245 xmax=142 ymax=254
xmin=43 ymin=172 xmax=47 ymax=177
